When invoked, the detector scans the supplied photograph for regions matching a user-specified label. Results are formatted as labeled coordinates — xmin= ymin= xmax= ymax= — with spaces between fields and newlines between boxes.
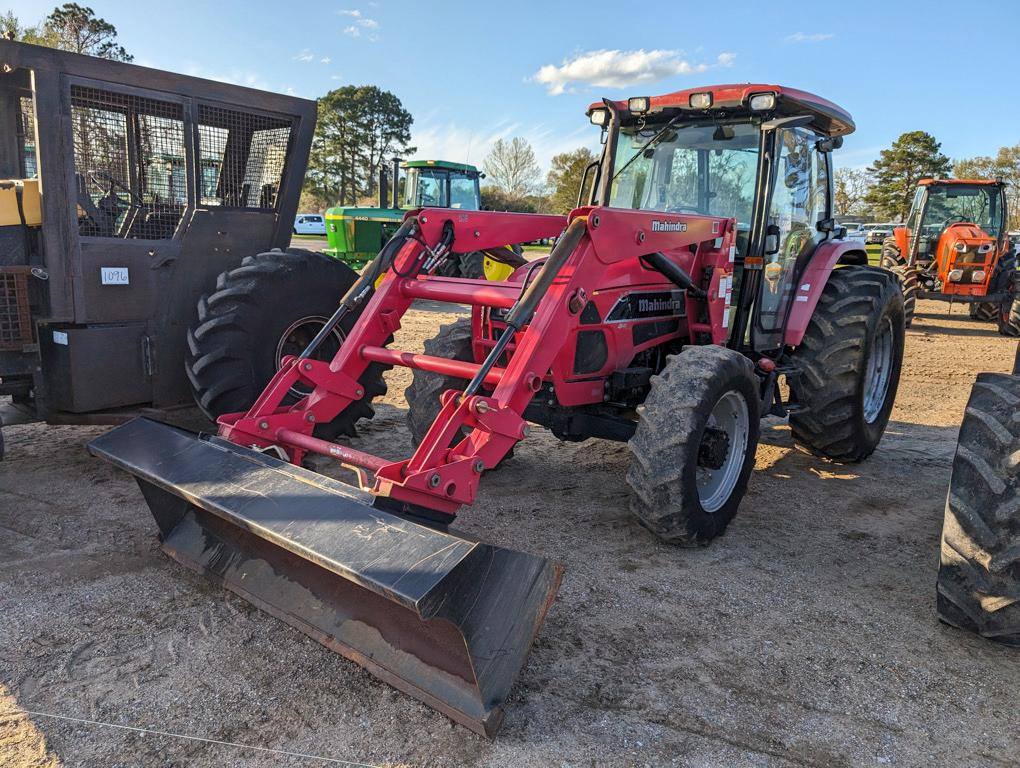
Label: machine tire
xmin=936 ymin=372 xmax=1020 ymax=646
xmin=999 ymin=299 xmax=1020 ymax=337
xmin=789 ymin=266 xmax=904 ymax=462
xmin=185 ymin=248 xmax=388 ymax=441
xmin=879 ymin=238 xmax=917 ymax=328
xmin=405 ymin=319 xmax=474 ymax=447
xmin=404 ymin=319 xmax=513 ymax=465
xmin=970 ymin=302 xmax=998 ymax=322
xmin=627 ymin=345 xmax=760 ymax=546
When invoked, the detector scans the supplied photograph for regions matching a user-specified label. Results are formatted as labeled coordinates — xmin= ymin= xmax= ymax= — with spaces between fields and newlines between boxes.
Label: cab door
xmin=753 ymin=126 xmax=830 ymax=350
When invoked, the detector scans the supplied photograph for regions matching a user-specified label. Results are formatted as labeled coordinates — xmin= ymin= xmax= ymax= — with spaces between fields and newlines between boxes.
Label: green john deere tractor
xmin=324 ymin=159 xmax=495 ymax=277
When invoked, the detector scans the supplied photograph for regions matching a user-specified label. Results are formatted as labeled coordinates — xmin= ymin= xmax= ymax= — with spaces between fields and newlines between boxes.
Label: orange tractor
xmin=880 ymin=178 xmax=1019 ymax=334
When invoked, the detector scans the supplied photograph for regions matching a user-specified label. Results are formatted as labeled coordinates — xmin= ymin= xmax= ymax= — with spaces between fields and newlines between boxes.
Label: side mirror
xmin=764 ymin=223 xmax=781 ymax=255
xmin=815 ymin=136 xmax=844 ymax=152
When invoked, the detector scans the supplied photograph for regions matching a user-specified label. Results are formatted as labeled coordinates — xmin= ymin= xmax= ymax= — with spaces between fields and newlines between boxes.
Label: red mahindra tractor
xmin=880 ymin=178 xmax=1020 ymax=334
xmin=90 ymin=84 xmax=904 ymax=737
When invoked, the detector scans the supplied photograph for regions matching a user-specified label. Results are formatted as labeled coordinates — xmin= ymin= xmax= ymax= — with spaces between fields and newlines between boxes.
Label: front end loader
xmin=90 ymin=84 xmax=904 ymax=736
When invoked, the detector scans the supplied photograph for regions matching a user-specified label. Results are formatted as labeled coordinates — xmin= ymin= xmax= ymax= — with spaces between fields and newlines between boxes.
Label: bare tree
xmin=483 ymin=137 xmax=542 ymax=199
xmin=834 ymin=167 xmax=872 ymax=217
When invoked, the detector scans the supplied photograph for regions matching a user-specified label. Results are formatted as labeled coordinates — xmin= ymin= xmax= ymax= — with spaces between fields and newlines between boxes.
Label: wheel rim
xmin=275 ymin=316 xmax=345 ymax=399
xmin=697 ymin=390 xmax=750 ymax=513
xmin=863 ymin=316 xmax=894 ymax=423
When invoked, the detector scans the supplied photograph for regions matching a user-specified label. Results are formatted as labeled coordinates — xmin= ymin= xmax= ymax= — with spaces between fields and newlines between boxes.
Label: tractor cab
xmin=586 ymin=84 xmax=859 ymax=351
xmin=402 ymin=159 xmax=481 ymax=210
xmin=897 ymin=179 xmax=1007 ymax=295
xmin=324 ymin=159 xmax=482 ymax=268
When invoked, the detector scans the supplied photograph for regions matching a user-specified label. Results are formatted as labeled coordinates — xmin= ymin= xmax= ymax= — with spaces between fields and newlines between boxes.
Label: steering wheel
xmin=666 ymin=203 xmax=700 ymax=214
xmin=91 ymin=171 xmax=140 ymax=206
xmin=942 ymin=215 xmax=967 ymax=228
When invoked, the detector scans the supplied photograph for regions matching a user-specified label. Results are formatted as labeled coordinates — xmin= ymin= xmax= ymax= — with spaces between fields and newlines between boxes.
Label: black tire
xmin=991 ymin=256 xmax=1020 ymax=337
xmin=879 ymin=237 xmax=917 ymax=328
xmin=185 ymin=248 xmax=387 ymax=441
xmin=403 ymin=319 xmax=513 ymax=465
xmin=627 ymin=345 xmax=760 ymax=546
xmin=459 ymin=252 xmax=485 ymax=279
xmin=405 ymin=319 xmax=474 ymax=447
xmin=789 ymin=266 xmax=904 ymax=462
xmin=970 ymin=302 xmax=997 ymax=321
xmin=999 ymin=299 xmax=1020 ymax=337
xmin=937 ymin=372 xmax=1020 ymax=646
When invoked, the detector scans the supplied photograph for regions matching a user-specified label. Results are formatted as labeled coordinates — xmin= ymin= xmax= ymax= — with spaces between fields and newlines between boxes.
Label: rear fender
xmin=783 ymin=240 xmax=868 ymax=347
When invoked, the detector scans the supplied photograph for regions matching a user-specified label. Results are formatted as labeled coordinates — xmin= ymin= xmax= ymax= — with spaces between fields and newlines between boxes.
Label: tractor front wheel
xmin=789 ymin=266 xmax=904 ymax=462
xmin=185 ymin=248 xmax=388 ymax=441
xmin=879 ymin=237 xmax=917 ymax=328
xmin=403 ymin=318 xmax=516 ymax=466
xmin=937 ymin=371 xmax=1020 ymax=645
xmin=627 ymin=345 xmax=760 ymax=546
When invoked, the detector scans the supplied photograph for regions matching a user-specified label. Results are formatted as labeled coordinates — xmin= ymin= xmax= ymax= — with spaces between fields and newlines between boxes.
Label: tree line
xmin=836 ymin=131 xmax=1020 ymax=229
xmin=15 ymin=6 xmax=1014 ymax=226
xmin=5 ymin=4 xmax=595 ymax=216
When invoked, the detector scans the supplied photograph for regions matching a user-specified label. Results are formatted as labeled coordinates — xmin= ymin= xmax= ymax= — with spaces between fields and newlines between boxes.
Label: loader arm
xmin=218 ymin=207 xmax=735 ymax=518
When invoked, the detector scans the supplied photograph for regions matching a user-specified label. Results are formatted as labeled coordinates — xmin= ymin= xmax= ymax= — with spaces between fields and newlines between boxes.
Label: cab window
xmin=758 ymin=127 xmax=828 ymax=335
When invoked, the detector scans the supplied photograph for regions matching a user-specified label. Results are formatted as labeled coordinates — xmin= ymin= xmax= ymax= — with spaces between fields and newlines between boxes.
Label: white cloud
xmin=320 ymin=57 xmax=331 ymax=64
xmin=330 ymin=74 xmax=344 ymax=81
xmin=532 ymin=49 xmax=736 ymax=96
xmin=785 ymin=32 xmax=834 ymax=43
xmin=293 ymin=49 xmax=315 ymax=62
xmin=338 ymin=9 xmax=379 ymax=40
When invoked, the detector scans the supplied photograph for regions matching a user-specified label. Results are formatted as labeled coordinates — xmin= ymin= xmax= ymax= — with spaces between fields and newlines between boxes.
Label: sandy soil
xmin=2 ymin=299 xmax=1018 ymax=768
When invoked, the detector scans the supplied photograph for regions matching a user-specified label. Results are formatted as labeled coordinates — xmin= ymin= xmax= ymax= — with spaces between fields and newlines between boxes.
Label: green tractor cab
xmin=324 ymin=159 xmax=482 ymax=269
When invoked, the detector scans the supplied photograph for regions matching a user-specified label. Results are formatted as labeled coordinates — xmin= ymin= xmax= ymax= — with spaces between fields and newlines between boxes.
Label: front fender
xmin=783 ymin=240 xmax=868 ymax=347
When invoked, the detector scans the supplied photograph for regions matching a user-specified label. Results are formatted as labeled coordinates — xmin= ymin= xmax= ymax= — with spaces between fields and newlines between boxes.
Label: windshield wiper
xmin=611 ymin=117 xmax=684 ymax=183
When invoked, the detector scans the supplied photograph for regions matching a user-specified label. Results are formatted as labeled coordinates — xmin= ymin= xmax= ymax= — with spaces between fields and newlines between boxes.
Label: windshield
xmin=920 ymin=185 xmax=1003 ymax=237
xmin=608 ymin=120 xmax=760 ymax=225
xmin=403 ymin=168 xmax=480 ymax=210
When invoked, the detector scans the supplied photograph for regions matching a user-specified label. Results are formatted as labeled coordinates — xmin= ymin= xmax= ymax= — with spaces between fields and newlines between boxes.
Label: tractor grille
xmin=196 ymin=105 xmax=293 ymax=210
xmin=0 ymin=267 xmax=33 ymax=351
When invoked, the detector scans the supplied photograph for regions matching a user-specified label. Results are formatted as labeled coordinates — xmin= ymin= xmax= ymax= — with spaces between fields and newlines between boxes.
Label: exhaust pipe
xmin=392 ymin=157 xmax=402 ymax=209
xmin=378 ymin=166 xmax=389 ymax=210
xmin=88 ymin=418 xmax=561 ymax=738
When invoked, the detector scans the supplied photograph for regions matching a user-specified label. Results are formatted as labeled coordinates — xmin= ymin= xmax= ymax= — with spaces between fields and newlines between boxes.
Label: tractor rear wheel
xmin=185 ymin=248 xmax=388 ymax=441
xmin=937 ymin=371 xmax=1020 ymax=646
xmin=627 ymin=345 xmax=760 ymax=546
xmin=789 ymin=266 xmax=904 ymax=462
xmin=880 ymin=237 xmax=917 ymax=328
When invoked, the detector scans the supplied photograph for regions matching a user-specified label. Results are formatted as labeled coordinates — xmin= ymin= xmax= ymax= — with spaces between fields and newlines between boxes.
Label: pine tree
xmin=864 ymin=131 xmax=951 ymax=220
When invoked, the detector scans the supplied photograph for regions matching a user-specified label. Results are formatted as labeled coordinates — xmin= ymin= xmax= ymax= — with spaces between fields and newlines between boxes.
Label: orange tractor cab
xmin=881 ymin=178 xmax=1019 ymax=334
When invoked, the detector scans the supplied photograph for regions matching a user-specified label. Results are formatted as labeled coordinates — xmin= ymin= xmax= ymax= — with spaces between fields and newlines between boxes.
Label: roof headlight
xmin=589 ymin=108 xmax=609 ymax=126
xmin=689 ymin=92 xmax=713 ymax=109
xmin=627 ymin=96 xmax=650 ymax=114
xmin=748 ymin=92 xmax=776 ymax=111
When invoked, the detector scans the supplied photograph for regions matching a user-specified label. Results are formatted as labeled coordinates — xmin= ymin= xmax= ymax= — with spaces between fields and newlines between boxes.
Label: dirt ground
xmin=2 ymin=299 xmax=1019 ymax=767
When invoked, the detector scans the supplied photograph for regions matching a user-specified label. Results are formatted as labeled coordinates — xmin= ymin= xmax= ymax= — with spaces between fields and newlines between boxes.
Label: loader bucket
xmin=87 ymin=418 xmax=561 ymax=738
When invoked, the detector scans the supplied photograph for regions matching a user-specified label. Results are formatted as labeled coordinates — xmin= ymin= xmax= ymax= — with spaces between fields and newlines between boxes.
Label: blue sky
xmin=14 ymin=0 xmax=1019 ymax=176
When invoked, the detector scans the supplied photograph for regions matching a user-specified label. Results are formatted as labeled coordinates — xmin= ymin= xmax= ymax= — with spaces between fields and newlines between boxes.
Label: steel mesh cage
xmin=196 ymin=104 xmax=293 ymax=209
xmin=17 ymin=95 xmax=37 ymax=178
xmin=70 ymin=86 xmax=186 ymax=240
xmin=0 ymin=267 xmax=33 ymax=351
